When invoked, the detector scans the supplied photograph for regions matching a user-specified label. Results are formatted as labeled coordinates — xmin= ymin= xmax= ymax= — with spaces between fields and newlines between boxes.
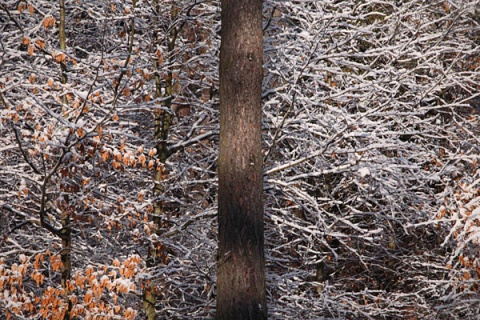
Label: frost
xmin=1 ymin=0 xmax=480 ymax=319
xmin=357 ymin=167 xmax=371 ymax=178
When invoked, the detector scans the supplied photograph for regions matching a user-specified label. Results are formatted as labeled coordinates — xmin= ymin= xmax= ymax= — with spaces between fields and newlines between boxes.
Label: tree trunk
xmin=216 ymin=0 xmax=266 ymax=319
xmin=58 ymin=0 xmax=67 ymax=88
xmin=58 ymin=1 xmax=72 ymax=318
xmin=144 ymin=3 xmax=178 ymax=319
xmin=60 ymin=209 xmax=72 ymax=320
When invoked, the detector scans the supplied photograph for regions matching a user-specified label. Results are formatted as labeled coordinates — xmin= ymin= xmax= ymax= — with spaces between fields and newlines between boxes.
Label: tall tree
xmin=57 ymin=1 xmax=72 ymax=318
xmin=217 ymin=0 xmax=266 ymax=319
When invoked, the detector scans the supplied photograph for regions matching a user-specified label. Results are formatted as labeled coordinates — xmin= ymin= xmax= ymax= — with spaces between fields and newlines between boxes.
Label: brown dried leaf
xmin=28 ymin=74 xmax=36 ymax=84
xmin=42 ymin=16 xmax=55 ymax=29
xmin=21 ymin=37 xmax=31 ymax=45
xmin=27 ymin=45 xmax=34 ymax=56
xmin=18 ymin=3 xmax=27 ymax=13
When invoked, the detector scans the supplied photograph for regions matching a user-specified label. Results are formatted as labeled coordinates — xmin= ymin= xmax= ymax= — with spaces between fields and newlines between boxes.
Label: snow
xmin=357 ymin=167 xmax=371 ymax=178
xmin=1 ymin=0 xmax=480 ymax=318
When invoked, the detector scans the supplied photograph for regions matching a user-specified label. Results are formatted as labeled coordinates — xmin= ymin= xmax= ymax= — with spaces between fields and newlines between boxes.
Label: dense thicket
xmin=1 ymin=0 xmax=479 ymax=319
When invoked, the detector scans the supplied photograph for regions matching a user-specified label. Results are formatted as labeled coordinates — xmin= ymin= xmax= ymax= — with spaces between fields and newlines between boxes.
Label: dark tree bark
xmin=58 ymin=1 xmax=72 ymax=318
xmin=216 ymin=0 xmax=266 ymax=319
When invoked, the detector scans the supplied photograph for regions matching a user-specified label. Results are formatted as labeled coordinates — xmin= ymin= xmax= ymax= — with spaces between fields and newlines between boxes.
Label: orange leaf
xmin=66 ymin=92 xmax=74 ymax=102
xmin=55 ymin=52 xmax=66 ymax=63
xmin=34 ymin=253 xmax=44 ymax=269
xmin=123 ymin=155 xmax=130 ymax=166
xmin=147 ymin=160 xmax=154 ymax=170
xmin=101 ymin=151 xmax=109 ymax=162
xmin=17 ymin=3 xmax=27 ymax=13
xmin=76 ymin=128 xmax=85 ymax=138
xmin=28 ymin=74 xmax=37 ymax=84
xmin=124 ymin=307 xmax=136 ymax=320
xmin=42 ymin=16 xmax=55 ymax=29
xmin=138 ymin=154 xmax=146 ymax=166
xmin=148 ymin=148 xmax=157 ymax=157
xmin=442 ymin=1 xmax=451 ymax=12
xmin=86 ymin=267 xmax=93 ymax=278
xmin=35 ymin=39 xmax=46 ymax=49
xmin=84 ymin=290 xmax=93 ymax=305
xmin=113 ymin=259 xmax=120 ymax=267
xmin=22 ymin=37 xmax=31 ymax=45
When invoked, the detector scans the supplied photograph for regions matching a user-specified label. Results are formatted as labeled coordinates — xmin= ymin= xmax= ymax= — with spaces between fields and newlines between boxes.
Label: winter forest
xmin=1 ymin=0 xmax=480 ymax=319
